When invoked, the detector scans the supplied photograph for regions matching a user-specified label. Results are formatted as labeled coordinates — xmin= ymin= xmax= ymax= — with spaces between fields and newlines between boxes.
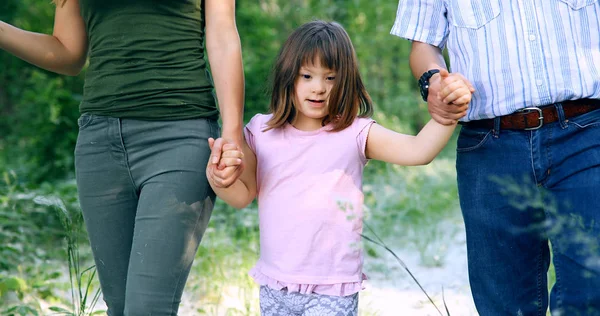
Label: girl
xmin=0 ymin=1 xmax=244 ymax=315
xmin=207 ymin=20 xmax=471 ymax=315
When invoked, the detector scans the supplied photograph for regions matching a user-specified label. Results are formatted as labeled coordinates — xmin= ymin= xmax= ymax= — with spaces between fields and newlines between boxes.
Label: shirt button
xmin=536 ymin=80 xmax=543 ymax=86
xmin=529 ymin=34 xmax=536 ymax=41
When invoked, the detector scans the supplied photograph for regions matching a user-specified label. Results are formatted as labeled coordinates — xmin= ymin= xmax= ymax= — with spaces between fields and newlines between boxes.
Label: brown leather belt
xmin=460 ymin=98 xmax=600 ymax=130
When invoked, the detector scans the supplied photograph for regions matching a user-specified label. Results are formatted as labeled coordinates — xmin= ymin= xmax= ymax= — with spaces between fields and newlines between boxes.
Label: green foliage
xmin=33 ymin=195 xmax=102 ymax=316
xmin=0 ymin=171 xmax=93 ymax=314
xmin=1 ymin=0 xmax=83 ymax=183
xmin=0 ymin=171 xmax=72 ymax=271
xmin=363 ymin=159 xmax=461 ymax=267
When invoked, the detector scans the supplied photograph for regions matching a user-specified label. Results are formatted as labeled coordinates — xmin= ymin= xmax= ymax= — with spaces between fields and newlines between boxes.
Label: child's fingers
xmin=455 ymin=73 xmax=476 ymax=92
xmin=441 ymin=84 xmax=469 ymax=103
xmin=213 ymin=165 xmax=239 ymax=182
xmin=441 ymin=79 xmax=472 ymax=101
xmin=219 ymin=157 xmax=243 ymax=168
xmin=207 ymin=164 xmax=230 ymax=188
xmin=453 ymin=94 xmax=472 ymax=106
xmin=217 ymin=150 xmax=244 ymax=169
xmin=214 ymin=166 xmax=243 ymax=188
xmin=222 ymin=143 xmax=239 ymax=152
xmin=220 ymin=149 xmax=244 ymax=159
xmin=208 ymin=137 xmax=215 ymax=150
xmin=439 ymin=78 xmax=464 ymax=97
xmin=444 ymin=87 xmax=472 ymax=104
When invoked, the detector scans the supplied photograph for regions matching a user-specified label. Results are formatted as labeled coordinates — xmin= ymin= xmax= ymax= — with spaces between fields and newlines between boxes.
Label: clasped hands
xmin=206 ymin=137 xmax=245 ymax=188
xmin=430 ymin=69 xmax=475 ymax=125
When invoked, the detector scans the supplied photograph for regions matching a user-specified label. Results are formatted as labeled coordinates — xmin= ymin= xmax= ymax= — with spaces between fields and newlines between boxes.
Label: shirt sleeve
xmin=244 ymin=114 xmax=263 ymax=154
xmin=355 ymin=118 xmax=376 ymax=165
xmin=390 ymin=0 xmax=449 ymax=48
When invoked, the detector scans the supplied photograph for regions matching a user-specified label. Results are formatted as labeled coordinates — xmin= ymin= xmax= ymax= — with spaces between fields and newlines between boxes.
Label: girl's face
xmin=292 ymin=60 xmax=336 ymax=131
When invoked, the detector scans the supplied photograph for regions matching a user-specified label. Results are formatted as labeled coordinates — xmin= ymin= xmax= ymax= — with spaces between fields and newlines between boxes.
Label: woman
xmin=0 ymin=1 xmax=244 ymax=315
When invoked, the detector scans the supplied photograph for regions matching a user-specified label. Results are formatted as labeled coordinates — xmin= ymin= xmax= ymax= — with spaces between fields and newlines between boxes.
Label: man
xmin=391 ymin=1 xmax=600 ymax=315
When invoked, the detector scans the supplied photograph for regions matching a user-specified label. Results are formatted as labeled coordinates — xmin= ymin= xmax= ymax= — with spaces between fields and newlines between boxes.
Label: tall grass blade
xmin=361 ymin=222 xmax=448 ymax=316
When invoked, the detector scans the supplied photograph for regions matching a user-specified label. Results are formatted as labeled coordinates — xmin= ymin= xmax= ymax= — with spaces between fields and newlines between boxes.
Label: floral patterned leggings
xmin=259 ymin=286 xmax=359 ymax=316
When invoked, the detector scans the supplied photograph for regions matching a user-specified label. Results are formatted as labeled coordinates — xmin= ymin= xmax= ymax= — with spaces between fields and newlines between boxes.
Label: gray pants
xmin=74 ymin=114 xmax=219 ymax=316
xmin=259 ymin=286 xmax=359 ymax=316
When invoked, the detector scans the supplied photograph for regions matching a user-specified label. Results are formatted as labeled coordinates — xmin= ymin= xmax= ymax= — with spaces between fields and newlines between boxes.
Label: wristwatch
xmin=418 ymin=69 xmax=441 ymax=102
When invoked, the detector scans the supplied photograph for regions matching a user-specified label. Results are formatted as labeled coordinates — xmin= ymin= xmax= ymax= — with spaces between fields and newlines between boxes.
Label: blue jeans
xmin=75 ymin=114 xmax=219 ymax=316
xmin=456 ymin=104 xmax=600 ymax=315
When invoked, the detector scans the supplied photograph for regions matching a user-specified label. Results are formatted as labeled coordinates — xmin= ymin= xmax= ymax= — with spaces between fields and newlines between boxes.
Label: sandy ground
xmin=358 ymin=228 xmax=478 ymax=316
xmin=40 ymin=223 xmax=478 ymax=316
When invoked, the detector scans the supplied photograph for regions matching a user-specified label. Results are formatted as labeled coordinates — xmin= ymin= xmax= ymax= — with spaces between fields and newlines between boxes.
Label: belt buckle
xmin=517 ymin=107 xmax=544 ymax=130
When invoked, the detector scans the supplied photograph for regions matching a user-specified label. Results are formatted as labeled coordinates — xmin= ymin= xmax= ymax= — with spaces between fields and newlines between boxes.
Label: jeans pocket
xmin=568 ymin=108 xmax=600 ymax=129
xmin=558 ymin=0 xmax=598 ymax=10
xmin=77 ymin=113 xmax=94 ymax=130
xmin=447 ymin=0 xmax=501 ymax=29
xmin=457 ymin=126 xmax=493 ymax=152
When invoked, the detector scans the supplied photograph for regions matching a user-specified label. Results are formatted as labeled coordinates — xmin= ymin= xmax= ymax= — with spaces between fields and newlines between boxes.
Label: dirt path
xmin=43 ymin=223 xmax=478 ymax=315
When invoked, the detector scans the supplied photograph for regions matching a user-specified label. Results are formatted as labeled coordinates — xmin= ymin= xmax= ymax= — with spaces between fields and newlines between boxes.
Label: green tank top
xmin=78 ymin=0 xmax=218 ymax=120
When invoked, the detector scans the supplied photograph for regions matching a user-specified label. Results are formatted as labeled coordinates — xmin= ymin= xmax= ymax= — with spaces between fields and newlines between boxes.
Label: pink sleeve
xmin=243 ymin=114 xmax=264 ymax=153
xmin=355 ymin=118 xmax=376 ymax=164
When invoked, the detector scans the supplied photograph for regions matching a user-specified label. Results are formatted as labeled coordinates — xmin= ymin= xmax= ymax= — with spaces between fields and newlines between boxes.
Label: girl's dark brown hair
xmin=266 ymin=20 xmax=373 ymax=132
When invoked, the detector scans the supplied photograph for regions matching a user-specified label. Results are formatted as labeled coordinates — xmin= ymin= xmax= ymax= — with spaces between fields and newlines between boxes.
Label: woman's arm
xmin=0 ymin=0 xmax=88 ymax=76
xmin=206 ymin=139 xmax=257 ymax=209
xmin=205 ymin=0 xmax=244 ymax=145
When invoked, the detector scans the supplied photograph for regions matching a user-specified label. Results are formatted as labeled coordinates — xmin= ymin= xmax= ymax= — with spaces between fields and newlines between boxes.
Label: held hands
xmin=428 ymin=69 xmax=475 ymax=125
xmin=206 ymin=137 xmax=244 ymax=188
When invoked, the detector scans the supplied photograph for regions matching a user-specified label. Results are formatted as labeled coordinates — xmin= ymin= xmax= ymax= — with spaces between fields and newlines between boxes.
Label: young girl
xmin=207 ymin=20 xmax=471 ymax=315
xmin=1 ymin=1 xmax=243 ymax=315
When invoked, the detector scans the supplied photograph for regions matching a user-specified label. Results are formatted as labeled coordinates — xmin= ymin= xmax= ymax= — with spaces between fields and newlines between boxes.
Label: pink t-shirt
xmin=244 ymin=114 xmax=375 ymax=297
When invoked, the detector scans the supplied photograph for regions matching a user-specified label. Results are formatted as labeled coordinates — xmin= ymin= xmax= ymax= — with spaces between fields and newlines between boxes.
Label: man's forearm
xmin=409 ymin=41 xmax=447 ymax=80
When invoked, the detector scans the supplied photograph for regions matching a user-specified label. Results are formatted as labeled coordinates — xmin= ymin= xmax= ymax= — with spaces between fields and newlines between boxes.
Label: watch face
xmin=420 ymin=84 xmax=427 ymax=99
xmin=419 ymin=78 xmax=428 ymax=101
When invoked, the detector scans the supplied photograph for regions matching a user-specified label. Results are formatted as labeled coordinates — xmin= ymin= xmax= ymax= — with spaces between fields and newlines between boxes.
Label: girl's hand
xmin=438 ymin=69 xmax=473 ymax=107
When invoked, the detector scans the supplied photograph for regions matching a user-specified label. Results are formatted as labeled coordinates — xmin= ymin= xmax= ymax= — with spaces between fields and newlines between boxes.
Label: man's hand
xmin=427 ymin=69 xmax=475 ymax=125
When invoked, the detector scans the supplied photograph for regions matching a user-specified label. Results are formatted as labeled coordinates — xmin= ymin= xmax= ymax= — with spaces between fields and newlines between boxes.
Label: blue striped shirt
xmin=391 ymin=0 xmax=600 ymax=121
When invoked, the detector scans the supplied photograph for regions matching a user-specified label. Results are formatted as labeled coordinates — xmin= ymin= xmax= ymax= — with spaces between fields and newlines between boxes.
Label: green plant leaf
xmin=49 ymin=306 xmax=73 ymax=314
xmin=2 ymin=276 xmax=28 ymax=292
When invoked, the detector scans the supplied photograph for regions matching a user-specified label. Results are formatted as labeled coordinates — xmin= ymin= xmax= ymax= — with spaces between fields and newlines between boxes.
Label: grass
xmin=363 ymin=158 xmax=461 ymax=267
xmin=0 ymin=174 xmax=102 ymax=316
xmin=32 ymin=195 xmax=102 ymax=316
